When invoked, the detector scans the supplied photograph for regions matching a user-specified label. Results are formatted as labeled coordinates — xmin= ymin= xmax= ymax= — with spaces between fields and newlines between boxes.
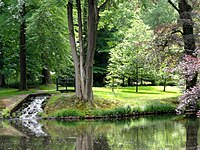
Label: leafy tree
xmin=107 ymin=17 xmax=153 ymax=90
xmin=93 ymin=26 xmax=117 ymax=87
xmin=163 ymin=0 xmax=200 ymax=113
xmin=27 ymin=0 xmax=72 ymax=85
xmin=18 ymin=0 xmax=27 ymax=90
xmin=0 ymin=0 xmax=19 ymax=87
xmin=141 ymin=0 xmax=178 ymax=30
xmin=168 ymin=0 xmax=198 ymax=90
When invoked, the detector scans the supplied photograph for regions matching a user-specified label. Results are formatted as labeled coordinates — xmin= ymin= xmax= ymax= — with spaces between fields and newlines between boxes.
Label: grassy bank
xmin=0 ymin=85 xmax=181 ymax=118
xmin=43 ymin=86 xmax=181 ymax=118
xmin=0 ymin=85 xmax=58 ymax=113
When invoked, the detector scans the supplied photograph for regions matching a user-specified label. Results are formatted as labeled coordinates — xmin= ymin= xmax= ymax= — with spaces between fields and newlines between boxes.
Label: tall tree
xmin=27 ymin=0 xmax=72 ymax=85
xmin=67 ymin=0 xmax=109 ymax=102
xmin=168 ymin=0 xmax=197 ymax=90
xmin=19 ymin=0 xmax=27 ymax=90
xmin=0 ymin=42 xmax=6 ymax=87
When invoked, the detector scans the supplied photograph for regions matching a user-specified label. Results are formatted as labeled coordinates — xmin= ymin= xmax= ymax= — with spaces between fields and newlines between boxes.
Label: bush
xmin=141 ymin=101 xmax=175 ymax=112
xmin=2 ymin=108 xmax=11 ymax=118
xmin=52 ymin=109 xmax=85 ymax=117
xmin=91 ymin=104 xmax=133 ymax=117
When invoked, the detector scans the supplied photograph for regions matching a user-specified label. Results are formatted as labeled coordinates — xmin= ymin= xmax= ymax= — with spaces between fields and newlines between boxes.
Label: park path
xmin=0 ymin=94 xmax=28 ymax=111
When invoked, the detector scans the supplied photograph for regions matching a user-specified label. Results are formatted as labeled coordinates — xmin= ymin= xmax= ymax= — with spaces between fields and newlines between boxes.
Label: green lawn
xmin=93 ymin=86 xmax=181 ymax=105
xmin=0 ymin=84 xmax=60 ymax=100
xmin=0 ymin=85 xmax=182 ymax=118
xmin=42 ymin=86 xmax=181 ymax=118
xmin=0 ymin=85 xmax=181 ymax=102
xmin=0 ymin=88 xmax=37 ymax=100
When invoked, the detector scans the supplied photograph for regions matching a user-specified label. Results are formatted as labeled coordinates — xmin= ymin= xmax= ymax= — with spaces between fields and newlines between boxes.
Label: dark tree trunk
xmin=0 ymin=42 xmax=6 ymax=87
xmin=19 ymin=2 xmax=27 ymax=91
xmin=179 ymin=1 xmax=197 ymax=111
xmin=163 ymin=77 xmax=167 ymax=92
xmin=84 ymin=0 xmax=98 ymax=101
xmin=136 ymin=63 xmax=139 ymax=92
xmin=41 ymin=67 xmax=51 ymax=85
xmin=0 ymin=75 xmax=6 ymax=87
xmin=178 ymin=1 xmax=197 ymax=90
xmin=186 ymin=119 xmax=199 ymax=150
xmin=128 ymin=77 xmax=131 ymax=86
xmin=122 ymin=77 xmax=125 ymax=86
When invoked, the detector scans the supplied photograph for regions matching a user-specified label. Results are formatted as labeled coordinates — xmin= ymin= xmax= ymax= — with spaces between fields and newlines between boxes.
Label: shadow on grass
xmin=119 ymin=91 xmax=162 ymax=94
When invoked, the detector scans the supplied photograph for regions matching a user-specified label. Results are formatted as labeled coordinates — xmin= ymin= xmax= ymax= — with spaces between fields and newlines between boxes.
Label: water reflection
xmin=186 ymin=118 xmax=199 ymax=150
xmin=1 ymin=116 xmax=200 ymax=149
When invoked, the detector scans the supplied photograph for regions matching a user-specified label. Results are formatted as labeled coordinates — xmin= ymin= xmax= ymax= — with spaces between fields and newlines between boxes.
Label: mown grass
xmin=0 ymin=84 xmax=58 ymax=100
xmin=43 ymin=86 xmax=181 ymax=118
xmin=0 ymin=88 xmax=37 ymax=100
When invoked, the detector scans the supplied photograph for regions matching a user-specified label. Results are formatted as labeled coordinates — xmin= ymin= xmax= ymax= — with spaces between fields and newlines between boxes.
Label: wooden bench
xmin=56 ymin=77 xmax=75 ymax=92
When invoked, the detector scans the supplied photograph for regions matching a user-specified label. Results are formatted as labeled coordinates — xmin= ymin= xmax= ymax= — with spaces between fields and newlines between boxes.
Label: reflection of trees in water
xmin=76 ymin=133 xmax=93 ymax=150
xmin=186 ymin=118 xmax=199 ymax=150
xmin=2 ymin=117 xmax=200 ymax=150
xmin=74 ymin=124 xmax=110 ymax=150
xmin=76 ymin=134 xmax=110 ymax=150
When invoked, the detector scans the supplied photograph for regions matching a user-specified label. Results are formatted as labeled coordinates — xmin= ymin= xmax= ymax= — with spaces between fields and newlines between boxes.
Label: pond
xmin=0 ymin=115 xmax=199 ymax=150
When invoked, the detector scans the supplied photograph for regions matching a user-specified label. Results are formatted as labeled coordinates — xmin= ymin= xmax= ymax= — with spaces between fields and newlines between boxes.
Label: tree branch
xmin=171 ymin=30 xmax=183 ymax=35
xmin=168 ymin=0 xmax=180 ymax=14
xmin=98 ymin=0 xmax=109 ymax=13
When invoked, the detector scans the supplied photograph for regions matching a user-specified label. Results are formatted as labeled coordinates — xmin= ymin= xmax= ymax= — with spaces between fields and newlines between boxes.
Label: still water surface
xmin=0 ymin=115 xmax=199 ymax=150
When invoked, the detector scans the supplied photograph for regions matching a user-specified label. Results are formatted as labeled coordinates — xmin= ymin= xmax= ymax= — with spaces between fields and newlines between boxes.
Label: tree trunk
xmin=0 ymin=75 xmax=6 ymax=87
xmin=41 ymin=67 xmax=51 ymax=85
xmin=84 ymin=0 xmax=97 ymax=101
xmin=0 ymin=42 xmax=6 ymax=87
xmin=163 ymin=77 xmax=167 ymax=92
xmin=76 ymin=0 xmax=86 ymax=98
xmin=186 ymin=119 xmax=199 ymax=150
xmin=67 ymin=0 xmax=106 ymax=102
xmin=67 ymin=2 xmax=82 ymax=99
xmin=19 ymin=2 xmax=27 ymax=91
xmin=179 ymin=0 xmax=197 ymax=90
xmin=136 ymin=62 xmax=139 ymax=92
xmin=76 ymin=134 xmax=93 ymax=150
xmin=128 ymin=77 xmax=131 ymax=86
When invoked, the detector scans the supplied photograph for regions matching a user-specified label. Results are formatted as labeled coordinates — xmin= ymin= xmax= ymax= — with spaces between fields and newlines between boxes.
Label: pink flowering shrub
xmin=176 ymin=50 xmax=200 ymax=114
xmin=176 ymin=83 xmax=200 ymax=114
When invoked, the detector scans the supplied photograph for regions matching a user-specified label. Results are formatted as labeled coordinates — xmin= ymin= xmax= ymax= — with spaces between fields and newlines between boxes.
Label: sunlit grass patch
xmin=93 ymin=86 xmax=180 ymax=105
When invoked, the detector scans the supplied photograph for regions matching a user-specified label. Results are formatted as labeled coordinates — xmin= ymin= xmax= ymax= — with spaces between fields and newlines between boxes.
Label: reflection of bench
xmin=56 ymin=77 xmax=75 ymax=92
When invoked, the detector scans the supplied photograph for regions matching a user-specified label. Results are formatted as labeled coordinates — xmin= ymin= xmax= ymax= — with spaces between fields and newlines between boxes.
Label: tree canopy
xmin=0 ymin=0 xmax=200 ymax=110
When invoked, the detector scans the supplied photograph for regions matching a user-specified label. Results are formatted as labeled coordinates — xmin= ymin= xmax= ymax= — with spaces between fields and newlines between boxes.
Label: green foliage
xmin=0 ymin=0 xmax=73 ymax=88
xmin=1 ymin=108 xmax=10 ymax=118
xmin=141 ymin=101 xmax=176 ymax=112
xmin=140 ymin=0 xmax=178 ymax=29
xmin=106 ymin=16 xmax=153 ymax=85
xmin=0 ymin=0 xmax=20 ymax=86
xmin=27 ymin=0 xmax=73 ymax=78
xmin=91 ymin=104 xmax=132 ymax=117
xmin=51 ymin=109 xmax=85 ymax=117
xmin=91 ymin=101 xmax=175 ymax=117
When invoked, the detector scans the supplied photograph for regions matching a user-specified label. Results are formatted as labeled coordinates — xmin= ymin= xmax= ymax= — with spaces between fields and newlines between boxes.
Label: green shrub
xmin=141 ymin=101 xmax=175 ymax=112
xmin=52 ymin=109 xmax=85 ymax=117
xmin=91 ymin=104 xmax=133 ymax=117
xmin=2 ymin=108 xmax=11 ymax=118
